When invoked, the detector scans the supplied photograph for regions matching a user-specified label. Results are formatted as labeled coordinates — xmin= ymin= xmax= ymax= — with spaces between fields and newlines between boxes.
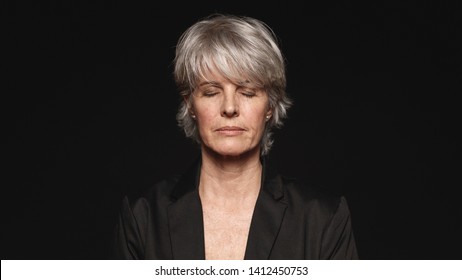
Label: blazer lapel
xmin=167 ymin=158 xmax=206 ymax=260
xmin=244 ymin=157 xmax=287 ymax=259
xmin=166 ymin=156 xmax=287 ymax=260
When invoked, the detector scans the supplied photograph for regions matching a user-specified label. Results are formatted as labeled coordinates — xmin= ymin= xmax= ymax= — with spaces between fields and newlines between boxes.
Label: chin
xmin=212 ymin=144 xmax=259 ymax=158
xmin=217 ymin=150 xmax=247 ymax=157
xmin=202 ymin=138 xmax=260 ymax=158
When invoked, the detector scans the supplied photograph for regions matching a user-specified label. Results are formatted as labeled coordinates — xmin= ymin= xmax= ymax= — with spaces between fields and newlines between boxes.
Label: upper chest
xmin=201 ymin=200 xmax=256 ymax=259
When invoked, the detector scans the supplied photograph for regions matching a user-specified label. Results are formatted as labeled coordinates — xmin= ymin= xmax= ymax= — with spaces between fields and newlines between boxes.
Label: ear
xmin=184 ymin=95 xmax=196 ymax=118
xmin=183 ymin=95 xmax=192 ymax=109
xmin=183 ymin=94 xmax=190 ymax=104
xmin=265 ymin=107 xmax=273 ymax=121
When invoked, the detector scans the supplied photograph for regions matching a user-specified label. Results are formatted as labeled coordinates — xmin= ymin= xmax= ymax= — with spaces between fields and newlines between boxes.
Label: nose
xmin=221 ymin=90 xmax=239 ymax=118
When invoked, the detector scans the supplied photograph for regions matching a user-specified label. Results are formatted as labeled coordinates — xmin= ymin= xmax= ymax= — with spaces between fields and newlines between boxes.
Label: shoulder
xmin=280 ymin=175 xmax=348 ymax=217
xmin=120 ymin=157 xmax=201 ymax=214
xmin=122 ymin=176 xmax=181 ymax=214
xmin=262 ymin=155 xmax=347 ymax=215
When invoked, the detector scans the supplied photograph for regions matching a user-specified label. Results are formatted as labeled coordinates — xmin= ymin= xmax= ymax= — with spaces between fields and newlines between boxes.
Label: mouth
xmin=215 ymin=126 xmax=246 ymax=136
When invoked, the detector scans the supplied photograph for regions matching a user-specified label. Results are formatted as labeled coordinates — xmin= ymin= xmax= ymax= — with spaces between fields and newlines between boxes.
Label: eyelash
xmin=203 ymin=92 xmax=218 ymax=97
xmin=241 ymin=92 xmax=256 ymax=98
xmin=202 ymin=92 xmax=256 ymax=98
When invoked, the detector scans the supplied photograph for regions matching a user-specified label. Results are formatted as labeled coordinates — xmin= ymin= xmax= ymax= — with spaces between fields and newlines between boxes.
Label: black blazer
xmin=113 ymin=157 xmax=359 ymax=259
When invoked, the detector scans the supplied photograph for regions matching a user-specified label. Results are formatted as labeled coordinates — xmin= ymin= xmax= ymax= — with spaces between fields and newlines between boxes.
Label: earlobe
xmin=183 ymin=95 xmax=196 ymax=119
xmin=265 ymin=108 xmax=273 ymax=121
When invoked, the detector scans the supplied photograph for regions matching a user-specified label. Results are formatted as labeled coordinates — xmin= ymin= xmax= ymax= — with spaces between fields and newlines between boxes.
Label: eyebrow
xmin=237 ymin=80 xmax=252 ymax=86
xmin=198 ymin=81 xmax=220 ymax=87
xmin=198 ymin=80 xmax=253 ymax=87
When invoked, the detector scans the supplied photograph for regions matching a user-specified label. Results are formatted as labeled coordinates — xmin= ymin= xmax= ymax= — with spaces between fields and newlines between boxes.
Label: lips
xmin=216 ymin=126 xmax=245 ymax=131
xmin=215 ymin=126 xmax=245 ymax=135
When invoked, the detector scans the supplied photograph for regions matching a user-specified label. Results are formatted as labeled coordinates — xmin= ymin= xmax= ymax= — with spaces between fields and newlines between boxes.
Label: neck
xmin=199 ymin=146 xmax=262 ymax=201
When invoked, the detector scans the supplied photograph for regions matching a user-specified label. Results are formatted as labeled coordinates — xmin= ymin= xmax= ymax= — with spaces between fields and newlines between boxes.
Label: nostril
xmin=222 ymin=108 xmax=239 ymax=117
xmin=221 ymin=104 xmax=239 ymax=117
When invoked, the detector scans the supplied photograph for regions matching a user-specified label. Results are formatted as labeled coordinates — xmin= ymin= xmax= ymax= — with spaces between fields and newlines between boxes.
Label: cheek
xmin=195 ymin=107 xmax=216 ymax=132
xmin=196 ymin=107 xmax=213 ymax=121
xmin=244 ymin=106 xmax=268 ymax=129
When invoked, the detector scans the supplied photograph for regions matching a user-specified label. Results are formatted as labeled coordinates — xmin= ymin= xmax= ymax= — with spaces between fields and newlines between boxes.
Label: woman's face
xmin=191 ymin=72 xmax=271 ymax=157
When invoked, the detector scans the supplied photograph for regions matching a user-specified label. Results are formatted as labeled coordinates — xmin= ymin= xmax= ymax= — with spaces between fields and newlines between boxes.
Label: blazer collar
xmin=167 ymin=157 xmax=205 ymax=259
xmin=167 ymin=155 xmax=287 ymax=260
xmin=245 ymin=155 xmax=288 ymax=259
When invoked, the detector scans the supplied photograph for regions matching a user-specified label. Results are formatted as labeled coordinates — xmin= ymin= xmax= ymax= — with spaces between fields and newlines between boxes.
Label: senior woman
xmin=113 ymin=13 xmax=358 ymax=260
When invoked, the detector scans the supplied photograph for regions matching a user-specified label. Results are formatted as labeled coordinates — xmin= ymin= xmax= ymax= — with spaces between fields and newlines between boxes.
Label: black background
xmin=4 ymin=1 xmax=461 ymax=259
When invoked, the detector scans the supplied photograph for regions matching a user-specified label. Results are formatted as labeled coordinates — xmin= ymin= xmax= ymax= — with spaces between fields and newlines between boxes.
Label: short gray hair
xmin=173 ymin=14 xmax=292 ymax=155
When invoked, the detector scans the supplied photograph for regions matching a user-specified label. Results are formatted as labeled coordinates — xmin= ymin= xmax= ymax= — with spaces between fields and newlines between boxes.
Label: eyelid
xmin=240 ymin=88 xmax=257 ymax=95
xmin=200 ymin=85 xmax=221 ymax=95
xmin=203 ymin=91 xmax=219 ymax=97
xmin=239 ymin=91 xmax=256 ymax=99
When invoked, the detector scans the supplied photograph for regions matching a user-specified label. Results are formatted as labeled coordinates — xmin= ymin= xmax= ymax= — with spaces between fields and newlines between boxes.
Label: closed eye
xmin=203 ymin=91 xmax=219 ymax=97
xmin=241 ymin=91 xmax=256 ymax=98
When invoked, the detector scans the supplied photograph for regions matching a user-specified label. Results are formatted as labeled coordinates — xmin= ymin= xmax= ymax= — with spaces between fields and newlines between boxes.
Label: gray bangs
xmin=191 ymin=36 xmax=269 ymax=91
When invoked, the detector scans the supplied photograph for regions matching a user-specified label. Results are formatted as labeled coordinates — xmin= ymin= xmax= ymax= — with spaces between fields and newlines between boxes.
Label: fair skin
xmin=190 ymin=71 xmax=272 ymax=260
